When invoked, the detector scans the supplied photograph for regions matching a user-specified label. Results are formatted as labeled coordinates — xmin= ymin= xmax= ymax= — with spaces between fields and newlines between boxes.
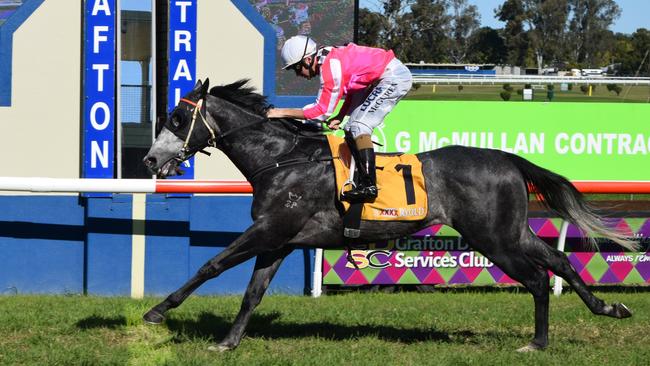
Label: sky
xmin=360 ymin=0 xmax=649 ymax=34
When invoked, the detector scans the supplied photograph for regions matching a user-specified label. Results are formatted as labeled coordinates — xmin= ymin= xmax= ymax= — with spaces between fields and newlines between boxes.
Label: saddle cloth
xmin=326 ymin=135 xmax=428 ymax=221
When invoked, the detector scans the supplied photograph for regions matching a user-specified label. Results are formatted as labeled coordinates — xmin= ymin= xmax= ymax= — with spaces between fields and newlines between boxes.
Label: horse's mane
xmin=209 ymin=79 xmax=324 ymax=135
xmin=209 ymin=79 xmax=270 ymax=116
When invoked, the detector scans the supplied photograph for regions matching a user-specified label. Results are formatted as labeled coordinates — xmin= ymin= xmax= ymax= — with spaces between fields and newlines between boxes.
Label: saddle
xmin=326 ymin=135 xmax=428 ymax=224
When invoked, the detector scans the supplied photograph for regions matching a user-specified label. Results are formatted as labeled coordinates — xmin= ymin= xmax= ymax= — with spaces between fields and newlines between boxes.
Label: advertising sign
xmin=324 ymin=102 xmax=650 ymax=287
xmin=168 ymin=0 xmax=196 ymax=178
xmin=83 ymin=0 xmax=116 ymax=179
xmin=375 ymin=101 xmax=650 ymax=181
xmin=323 ymin=219 xmax=650 ymax=286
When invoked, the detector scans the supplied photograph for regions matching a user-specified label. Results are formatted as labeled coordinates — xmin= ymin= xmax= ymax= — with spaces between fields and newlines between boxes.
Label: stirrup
xmin=340 ymin=153 xmax=357 ymax=199
xmin=342 ymin=184 xmax=378 ymax=201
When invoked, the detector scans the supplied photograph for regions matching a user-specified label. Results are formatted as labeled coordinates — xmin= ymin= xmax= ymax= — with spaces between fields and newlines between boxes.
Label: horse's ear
xmin=200 ymin=78 xmax=210 ymax=96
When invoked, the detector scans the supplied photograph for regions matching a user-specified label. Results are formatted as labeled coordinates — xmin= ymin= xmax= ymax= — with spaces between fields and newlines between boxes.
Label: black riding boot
xmin=343 ymin=148 xmax=378 ymax=202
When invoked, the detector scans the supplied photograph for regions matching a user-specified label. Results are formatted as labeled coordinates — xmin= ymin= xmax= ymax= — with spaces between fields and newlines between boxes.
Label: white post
xmin=553 ymin=220 xmax=570 ymax=296
xmin=312 ymin=248 xmax=323 ymax=298
xmin=130 ymin=193 xmax=147 ymax=299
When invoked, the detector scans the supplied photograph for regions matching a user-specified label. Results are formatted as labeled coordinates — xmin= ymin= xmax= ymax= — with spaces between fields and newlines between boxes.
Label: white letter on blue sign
xmin=175 ymin=1 xmax=192 ymax=23
xmin=92 ymin=64 xmax=109 ymax=92
xmin=174 ymin=88 xmax=181 ymax=106
xmin=90 ymin=102 xmax=110 ymax=130
xmin=174 ymin=30 xmax=192 ymax=52
xmin=173 ymin=59 xmax=192 ymax=81
xmin=92 ymin=0 xmax=112 ymax=16
xmin=91 ymin=140 xmax=109 ymax=168
xmin=93 ymin=26 xmax=108 ymax=53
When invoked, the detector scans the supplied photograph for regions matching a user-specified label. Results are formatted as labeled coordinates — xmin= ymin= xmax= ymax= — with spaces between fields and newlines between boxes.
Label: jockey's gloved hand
xmin=301 ymin=120 xmax=324 ymax=132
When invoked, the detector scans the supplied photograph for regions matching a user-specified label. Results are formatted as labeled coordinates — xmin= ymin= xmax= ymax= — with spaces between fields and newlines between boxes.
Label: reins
xmin=178 ymin=93 xmax=353 ymax=265
xmin=180 ymin=97 xmax=275 ymax=146
xmin=249 ymin=152 xmax=334 ymax=182
xmin=248 ymin=119 xmax=334 ymax=181
xmin=178 ymin=97 xmax=334 ymax=182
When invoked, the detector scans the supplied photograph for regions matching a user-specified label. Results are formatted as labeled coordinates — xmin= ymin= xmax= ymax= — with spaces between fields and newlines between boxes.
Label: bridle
xmin=178 ymin=97 xmax=217 ymax=156
xmin=169 ymin=95 xmax=331 ymax=182
xmin=172 ymin=96 xmax=268 ymax=161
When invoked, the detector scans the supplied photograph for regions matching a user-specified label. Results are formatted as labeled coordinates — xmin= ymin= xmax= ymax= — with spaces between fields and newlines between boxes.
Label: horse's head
xmin=144 ymin=78 xmax=306 ymax=179
xmin=144 ymin=79 xmax=215 ymax=178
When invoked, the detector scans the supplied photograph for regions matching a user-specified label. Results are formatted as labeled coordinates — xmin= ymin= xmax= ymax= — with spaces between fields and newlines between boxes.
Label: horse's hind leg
xmin=211 ymin=247 xmax=293 ymax=352
xmin=144 ymin=222 xmax=288 ymax=324
xmin=524 ymin=235 xmax=632 ymax=319
xmin=481 ymin=249 xmax=551 ymax=352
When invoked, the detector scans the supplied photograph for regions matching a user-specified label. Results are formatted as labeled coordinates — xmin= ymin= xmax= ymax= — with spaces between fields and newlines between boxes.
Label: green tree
xmin=358 ymin=8 xmax=386 ymax=47
xmin=360 ymin=0 xmax=419 ymax=60
xmin=522 ymin=0 xmax=570 ymax=73
xmin=406 ymin=0 xmax=450 ymax=63
xmin=468 ymin=27 xmax=506 ymax=64
xmin=495 ymin=0 xmax=529 ymax=66
xmin=610 ymin=33 xmax=633 ymax=73
xmin=625 ymin=29 xmax=650 ymax=76
xmin=379 ymin=0 xmax=409 ymax=54
xmin=567 ymin=0 xmax=621 ymax=67
xmin=609 ymin=30 xmax=650 ymax=76
xmin=447 ymin=0 xmax=481 ymax=63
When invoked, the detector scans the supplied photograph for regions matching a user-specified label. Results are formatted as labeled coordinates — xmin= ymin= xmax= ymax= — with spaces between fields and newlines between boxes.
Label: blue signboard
xmin=168 ymin=0 xmax=197 ymax=179
xmin=83 ymin=0 xmax=116 ymax=179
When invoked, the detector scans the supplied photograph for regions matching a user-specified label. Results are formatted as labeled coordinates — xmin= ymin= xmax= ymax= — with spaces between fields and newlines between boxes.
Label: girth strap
xmin=343 ymin=202 xmax=363 ymax=270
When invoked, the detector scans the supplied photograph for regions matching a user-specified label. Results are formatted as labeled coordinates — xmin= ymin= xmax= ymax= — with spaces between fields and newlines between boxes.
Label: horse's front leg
xmin=210 ymin=247 xmax=293 ymax=352
xmin=143 ymin=221 xmax=289 ymax=324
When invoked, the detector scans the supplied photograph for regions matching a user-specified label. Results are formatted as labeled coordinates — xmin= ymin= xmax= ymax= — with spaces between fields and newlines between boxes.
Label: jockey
xmin=267 ymin=35 xmax=413 ymax=202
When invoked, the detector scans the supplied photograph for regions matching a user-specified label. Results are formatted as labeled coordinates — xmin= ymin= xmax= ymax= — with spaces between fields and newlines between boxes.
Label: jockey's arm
xmin=330 ymin=95 xmax=352 ymax=119
xmin=266 ymin=108 xmax=306 ymax=120
xmin=327 ymin=94 xmax=353 ymax=130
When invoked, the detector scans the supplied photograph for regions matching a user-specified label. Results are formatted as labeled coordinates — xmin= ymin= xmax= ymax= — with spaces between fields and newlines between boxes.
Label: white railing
xmin=1 ymin=178 xmax=648 ymax=297
xmin=412 ymin=74 xmax=650 ymax=86
xmin=0 ymin=177 xmax=253 ymax=194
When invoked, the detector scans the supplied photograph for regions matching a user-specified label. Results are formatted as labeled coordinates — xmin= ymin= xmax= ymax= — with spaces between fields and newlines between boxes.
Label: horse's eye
xmin=169 ymin=111 xmax=184 ymax=130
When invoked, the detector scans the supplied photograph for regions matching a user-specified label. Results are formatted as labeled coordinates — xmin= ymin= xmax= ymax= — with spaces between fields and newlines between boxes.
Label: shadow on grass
xmin=162 ymin=311 xmax=496 ymax=345
xmin=74 ymin=311 xmax=535 ymax=346
xmin=76 ymin=315 xmax=127 ymax=329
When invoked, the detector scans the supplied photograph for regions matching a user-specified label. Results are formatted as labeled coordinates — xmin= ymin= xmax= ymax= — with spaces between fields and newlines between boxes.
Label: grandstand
xmin=406 ymin=63 xmax=496 ymax=76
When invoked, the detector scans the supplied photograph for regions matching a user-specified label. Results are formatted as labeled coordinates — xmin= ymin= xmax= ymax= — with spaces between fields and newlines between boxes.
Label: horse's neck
xmin=215 ymin=116 xmax=314 ymax=181
xmin=208 ymin=97 xmax=328 ymax=181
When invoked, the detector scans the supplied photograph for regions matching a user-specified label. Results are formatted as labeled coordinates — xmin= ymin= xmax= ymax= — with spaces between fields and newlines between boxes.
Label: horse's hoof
xmin=614 ymin=303 xmax=632 ymax=318
xmin=143 ymin=309 xmax=165 ymax=324
xmin=516 ymin=343 xmax=544 ymax=353
xmin=207 ymin=343 xmax=234 ymax=352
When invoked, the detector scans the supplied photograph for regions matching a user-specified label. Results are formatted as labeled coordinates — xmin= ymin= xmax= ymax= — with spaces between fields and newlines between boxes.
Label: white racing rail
xmin=412 ymin=74 xmax=650 ymax=86
xmin=0 ymin=177 xmax=253 ymax=194
xmin=1 ymin=177 xmax=648 ymax=297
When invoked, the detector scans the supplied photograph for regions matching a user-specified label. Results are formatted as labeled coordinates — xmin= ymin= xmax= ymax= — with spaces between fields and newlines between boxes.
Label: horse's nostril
xmin=144 ymin=156 xmax=157 ymax=168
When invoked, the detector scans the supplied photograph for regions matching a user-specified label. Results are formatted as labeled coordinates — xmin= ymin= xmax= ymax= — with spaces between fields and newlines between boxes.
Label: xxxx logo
xmin=375 ymin=208 xmax=398 ymax=217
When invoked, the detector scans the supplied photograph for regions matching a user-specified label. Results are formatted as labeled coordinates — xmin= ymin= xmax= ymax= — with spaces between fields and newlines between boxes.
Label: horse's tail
xmin=506 ymin=153 xmax=638 ymax=251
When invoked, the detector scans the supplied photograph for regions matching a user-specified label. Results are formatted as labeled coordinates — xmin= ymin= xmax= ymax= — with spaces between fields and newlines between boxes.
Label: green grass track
xmin=1 ymin=292 xmax=649 ymax=365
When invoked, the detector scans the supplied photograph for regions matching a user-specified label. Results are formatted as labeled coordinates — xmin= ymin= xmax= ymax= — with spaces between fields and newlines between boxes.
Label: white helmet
xmin=280 ymin=35 xmax=317 ymax=70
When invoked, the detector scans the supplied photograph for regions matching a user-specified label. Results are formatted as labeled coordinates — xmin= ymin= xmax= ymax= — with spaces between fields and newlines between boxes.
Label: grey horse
xmin=142 ymin=79 xmax=636 ymax=352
